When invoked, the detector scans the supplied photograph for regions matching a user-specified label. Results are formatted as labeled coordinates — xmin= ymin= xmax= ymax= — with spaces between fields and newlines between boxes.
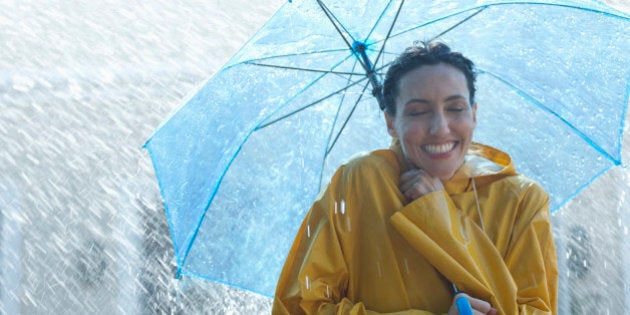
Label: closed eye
xmin=447 ymin=105 xmax=467 ymax=112
xmin=408 ymin=110 xmax=429 ymax=116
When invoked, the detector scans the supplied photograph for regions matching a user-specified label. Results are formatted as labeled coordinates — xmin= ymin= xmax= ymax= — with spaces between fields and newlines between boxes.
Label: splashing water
xmin=0 ymin=0 xmax=283 ymax=313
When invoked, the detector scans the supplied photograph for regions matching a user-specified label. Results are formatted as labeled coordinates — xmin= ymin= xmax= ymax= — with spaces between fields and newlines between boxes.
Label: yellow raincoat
xmin=272 ymin=142 xmax=558 ymax=314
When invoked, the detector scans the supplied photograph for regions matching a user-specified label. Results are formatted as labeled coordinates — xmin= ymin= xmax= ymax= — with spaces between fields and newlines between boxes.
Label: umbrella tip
xmin=352 ymin=41 xmax=367 ymax=52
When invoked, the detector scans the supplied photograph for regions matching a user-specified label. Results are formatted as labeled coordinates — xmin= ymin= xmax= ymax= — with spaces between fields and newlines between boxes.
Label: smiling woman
xmin=385 ymin=62 xmax=477 ymax=181
xmin=272 ymin=42 xmax=558 ymax=314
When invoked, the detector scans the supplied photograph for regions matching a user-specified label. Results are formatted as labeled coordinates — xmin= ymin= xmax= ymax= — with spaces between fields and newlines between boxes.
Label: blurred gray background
xmin=0 ymin=1 xmax=628 ymax=314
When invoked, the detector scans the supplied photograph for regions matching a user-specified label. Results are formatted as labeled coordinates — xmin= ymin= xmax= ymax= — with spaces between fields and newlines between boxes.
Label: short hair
xmin=381 ymin=41 xmax=477 ymax=115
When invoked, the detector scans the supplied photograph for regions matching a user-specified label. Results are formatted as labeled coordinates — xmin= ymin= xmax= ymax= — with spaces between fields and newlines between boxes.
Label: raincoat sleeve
xmin=272 ymin=166 xmax=439 ymax=315
xmin=389 ymin=180 xmax=558 ymax=314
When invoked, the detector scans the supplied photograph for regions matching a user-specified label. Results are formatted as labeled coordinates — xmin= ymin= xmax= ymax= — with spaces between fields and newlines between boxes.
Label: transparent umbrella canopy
xmin=144 ymin=0 xmax=629 ymax=297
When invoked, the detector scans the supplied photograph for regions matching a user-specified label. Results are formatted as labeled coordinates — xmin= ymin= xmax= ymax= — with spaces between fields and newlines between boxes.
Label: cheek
xmin=453 ymin=117 xmax=476 ymax=136
xmin=398 ymin=121 xmax=426 ymax=139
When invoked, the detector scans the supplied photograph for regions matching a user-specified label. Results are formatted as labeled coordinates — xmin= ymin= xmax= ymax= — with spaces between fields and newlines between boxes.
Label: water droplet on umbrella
xmin=326 ymin=285 xmax=330 ymax=298
xmin=305 ymin=275 xmax=310 ymax=291
xmin=403 ymin=258 xmax=410 ymax=274
xmin=306 ymin=224 xmax=310 ymax=238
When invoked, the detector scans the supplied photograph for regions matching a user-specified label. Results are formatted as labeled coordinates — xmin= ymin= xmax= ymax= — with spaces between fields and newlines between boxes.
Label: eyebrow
xmin=403 ymin=94 xmax=468 ymax=107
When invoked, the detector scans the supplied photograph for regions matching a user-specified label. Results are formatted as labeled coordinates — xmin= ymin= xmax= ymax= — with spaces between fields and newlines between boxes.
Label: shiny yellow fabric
xmin=272 ymin=142 xmax=558 ymax=314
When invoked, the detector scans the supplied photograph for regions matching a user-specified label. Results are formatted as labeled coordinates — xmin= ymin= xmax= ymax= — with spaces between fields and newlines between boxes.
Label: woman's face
xmin=385 ymin=63 xmax=477 ymax=180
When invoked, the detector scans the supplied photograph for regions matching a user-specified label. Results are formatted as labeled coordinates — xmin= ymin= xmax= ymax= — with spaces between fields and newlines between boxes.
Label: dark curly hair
xmin=381 ymin=41 xmax=476 ymax=115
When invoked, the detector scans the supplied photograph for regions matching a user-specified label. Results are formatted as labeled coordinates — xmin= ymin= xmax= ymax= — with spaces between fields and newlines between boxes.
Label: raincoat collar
xmin=389 ymin=138 xmax=517 ymax=195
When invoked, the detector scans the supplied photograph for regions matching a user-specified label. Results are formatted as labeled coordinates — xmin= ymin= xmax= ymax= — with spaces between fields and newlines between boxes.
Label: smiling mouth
xmin=422 ymin=142 xmax=456 ymax=155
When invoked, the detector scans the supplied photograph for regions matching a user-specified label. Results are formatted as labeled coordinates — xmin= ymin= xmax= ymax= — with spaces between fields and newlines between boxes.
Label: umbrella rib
xmin=255 ymin=77 xmax=368 ymax=130
xmin=325 ymin=80 xmax=371 ymax=158
xmin=319 ymin=79 xmax=371 ymax=189
xmin=232 ymin=48 xmax=350 ymax=66
xmin=428 ymin=7 xmax=487 ymax=42
xmin=480 ymin=69 xmax=621 ymax=165
xmin=383 ymin=2 xmax=629 ymax=43
xmin=365 ymin=6 xmax=487 ymax=46
xmin=318 ymin=57 xmax=365 ymax=188
xmin=316 ymin=0 xmax=371 ymax=72
xmin=244 ymin=61 xmax=363 ymax=76
xmin=255 ymin=50 xmax=362 ymax=130
xmin=316 ymin=0 xmax=358 ymax=46
xmin=373 ymin=0 xmax=405 ymax=68
xmin=365 ymin=0 xmax=398 ymax=41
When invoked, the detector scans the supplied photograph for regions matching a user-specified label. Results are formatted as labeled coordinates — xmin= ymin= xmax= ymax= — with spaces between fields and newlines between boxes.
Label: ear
xmin=472 ymin=102 xmax=478 ymax=125
xmin=385 ymin=111 xmax=398 ymax=138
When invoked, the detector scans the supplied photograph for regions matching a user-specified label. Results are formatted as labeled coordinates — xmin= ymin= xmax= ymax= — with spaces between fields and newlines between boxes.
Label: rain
xmin=0 ymin=0 xmax=628 ymax=314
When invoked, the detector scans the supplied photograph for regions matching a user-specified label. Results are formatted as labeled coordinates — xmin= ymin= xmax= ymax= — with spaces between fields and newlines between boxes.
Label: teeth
xmin=423 ymin=142 xmax=455 ymax=154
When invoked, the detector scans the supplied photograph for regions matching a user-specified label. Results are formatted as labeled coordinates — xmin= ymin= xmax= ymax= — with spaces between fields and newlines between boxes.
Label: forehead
xmin=398 ymin=63 xmax=468 ymax=93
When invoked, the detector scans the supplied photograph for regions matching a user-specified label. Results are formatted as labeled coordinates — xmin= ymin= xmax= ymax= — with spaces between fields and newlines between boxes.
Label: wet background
xmin=0 ymin=0 xmax=628 ymax=314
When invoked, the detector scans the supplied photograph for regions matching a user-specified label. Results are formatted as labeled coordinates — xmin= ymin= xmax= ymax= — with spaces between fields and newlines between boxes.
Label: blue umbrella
xmin=144 ymin=0 xmax=629 ymax=297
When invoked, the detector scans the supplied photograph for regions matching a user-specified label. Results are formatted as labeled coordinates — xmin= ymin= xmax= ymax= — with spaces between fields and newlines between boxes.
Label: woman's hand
xmin=399 ymin=168 xmax=444 ymax=201
xmin=447 ymin=293 xmax=498 ymax=315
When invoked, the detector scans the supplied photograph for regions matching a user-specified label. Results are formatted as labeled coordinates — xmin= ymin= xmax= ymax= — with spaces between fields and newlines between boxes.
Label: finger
xmin=454 ymin=293 xmax=495 ymax=315
xmin=400 ymin=169 xmax=422 ymax=184
xmin=399 ymin=171 xmax=422 ymax=192
xmin=400 ymin=169 xmax=431 ymax=187
xmin=402 ymin=182 xmax=431 ymax=201
xmin=402 ymin=181 xmax=422 ymax=199
xmin=407 ymin=175 xmax=442 ymax=194
xmin=403 ymin=191 xmax=415 ymax=202
xmin=402 ymin=177 xmax=443 ymax=201
xmin=467 ymin=296 xmax=493 ymax=314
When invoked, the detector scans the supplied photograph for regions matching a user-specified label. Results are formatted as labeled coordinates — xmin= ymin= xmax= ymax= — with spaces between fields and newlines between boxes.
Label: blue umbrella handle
xmin=453 ymin=284 xmax=473 ymax=315
xmin=455 ymin=295 xmax=473 ymax=315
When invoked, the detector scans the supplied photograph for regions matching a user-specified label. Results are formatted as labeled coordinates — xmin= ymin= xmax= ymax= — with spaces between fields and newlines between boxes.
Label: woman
xmin=272 ymin=41 xmax=558 ymax=314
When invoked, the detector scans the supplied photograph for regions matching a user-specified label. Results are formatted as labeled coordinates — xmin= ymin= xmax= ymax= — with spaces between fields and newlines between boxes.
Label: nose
xmin=429 ymin=112 xmax=449 ymax=135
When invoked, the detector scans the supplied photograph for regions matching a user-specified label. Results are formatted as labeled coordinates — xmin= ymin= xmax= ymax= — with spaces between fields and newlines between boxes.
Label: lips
xmin=422 ymin=142 xmax=456 ymax=155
